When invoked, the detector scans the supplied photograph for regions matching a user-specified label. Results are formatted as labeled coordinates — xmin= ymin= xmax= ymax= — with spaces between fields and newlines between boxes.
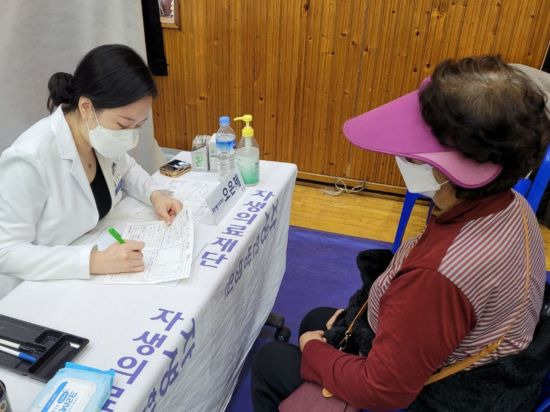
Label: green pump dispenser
xmin=234 ymin=114 xmax=259 ymax=185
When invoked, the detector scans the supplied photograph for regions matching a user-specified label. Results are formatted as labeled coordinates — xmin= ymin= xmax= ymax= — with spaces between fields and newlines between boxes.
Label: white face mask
xmin=86 ymin=107 xmax=139 ymax=158
xmin=395 ymin=156 xmax=448 ymax=198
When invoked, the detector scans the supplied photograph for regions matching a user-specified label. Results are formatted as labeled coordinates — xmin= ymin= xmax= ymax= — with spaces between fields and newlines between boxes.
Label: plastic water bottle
xmin=215 ymin=116 xmax=236 ymax=180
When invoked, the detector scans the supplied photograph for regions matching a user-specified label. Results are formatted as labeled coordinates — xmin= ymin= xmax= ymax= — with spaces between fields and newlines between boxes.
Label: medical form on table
xmin=104 ymin=208 xmax=194 ymax=285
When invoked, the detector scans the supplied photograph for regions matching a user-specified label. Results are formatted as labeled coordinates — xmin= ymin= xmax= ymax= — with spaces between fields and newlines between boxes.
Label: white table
xmin=0 ymin=156 xmax=297 ymax=411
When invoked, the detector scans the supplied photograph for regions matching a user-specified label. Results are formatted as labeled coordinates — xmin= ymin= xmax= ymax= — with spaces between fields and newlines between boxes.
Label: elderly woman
xmin=251 ymin=56 xmax=550 ymax=411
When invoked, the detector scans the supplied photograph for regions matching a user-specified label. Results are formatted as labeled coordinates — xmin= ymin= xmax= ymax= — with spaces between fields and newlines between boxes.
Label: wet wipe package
xmin=30 ymin=362 xmax=114 ymax=412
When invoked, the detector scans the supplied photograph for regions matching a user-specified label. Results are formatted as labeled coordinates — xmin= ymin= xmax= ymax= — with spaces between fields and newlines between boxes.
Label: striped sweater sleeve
xmin=300 ymin=269 xmax=475 ymax=410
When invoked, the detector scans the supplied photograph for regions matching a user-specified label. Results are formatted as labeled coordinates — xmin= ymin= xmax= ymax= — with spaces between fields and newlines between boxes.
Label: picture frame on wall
xmin=159 ymin=0 xmax=179 ymax=29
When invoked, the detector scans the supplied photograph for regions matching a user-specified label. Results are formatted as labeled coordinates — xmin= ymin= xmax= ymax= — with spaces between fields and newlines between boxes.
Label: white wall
xmin=0 ymin=0 xmax=164 ymax=173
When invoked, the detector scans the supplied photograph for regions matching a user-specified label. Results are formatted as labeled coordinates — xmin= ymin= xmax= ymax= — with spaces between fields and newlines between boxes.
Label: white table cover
xmin=0 ymin=156 xmax=297 ymax=411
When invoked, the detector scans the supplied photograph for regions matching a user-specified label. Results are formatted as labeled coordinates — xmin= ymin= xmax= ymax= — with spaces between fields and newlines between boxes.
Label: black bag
xmin=324 ymin=248 xmax=393 ymax=354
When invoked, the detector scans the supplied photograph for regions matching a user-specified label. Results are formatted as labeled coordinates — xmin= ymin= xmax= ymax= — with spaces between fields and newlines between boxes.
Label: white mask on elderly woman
xmin=395 ymin=156 xmax=448 ymax=198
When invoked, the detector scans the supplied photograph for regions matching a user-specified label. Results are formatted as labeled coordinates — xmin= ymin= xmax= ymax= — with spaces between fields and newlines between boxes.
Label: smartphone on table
xmin=159 ymin=159 xmax=192 ymax=177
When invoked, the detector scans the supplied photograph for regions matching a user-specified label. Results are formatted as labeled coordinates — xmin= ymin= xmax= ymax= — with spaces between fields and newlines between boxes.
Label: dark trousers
xmin=251 ymin=307 xmax=337 ymax=412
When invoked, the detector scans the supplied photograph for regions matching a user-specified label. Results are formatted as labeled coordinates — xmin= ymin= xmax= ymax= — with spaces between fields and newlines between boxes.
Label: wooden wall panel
xmin=152 ymin=0 xmax=550 ymax=189
xmin=349 ymin=0 xmax=437 ymax=186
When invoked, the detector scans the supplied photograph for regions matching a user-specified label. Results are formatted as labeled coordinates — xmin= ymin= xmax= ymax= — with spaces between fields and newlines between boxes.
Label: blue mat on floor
xmin=226 ymin=226 xmax=391 ymax=412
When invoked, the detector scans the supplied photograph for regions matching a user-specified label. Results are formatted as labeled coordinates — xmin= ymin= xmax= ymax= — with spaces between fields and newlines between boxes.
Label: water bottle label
xmin=216 ymin=140 xmax=235 ymax=153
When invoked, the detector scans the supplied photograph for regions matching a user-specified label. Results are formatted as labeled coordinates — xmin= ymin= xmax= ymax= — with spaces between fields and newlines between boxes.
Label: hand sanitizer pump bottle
xmin=234 ymin=115 xmax=260 ymax=186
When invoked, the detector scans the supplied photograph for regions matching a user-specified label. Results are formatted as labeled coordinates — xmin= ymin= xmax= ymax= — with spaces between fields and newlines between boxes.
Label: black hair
xmin=47 ymin=44 xmax=157 ymax=113
xmin=420 ymin=55 xmax=550 ymax=200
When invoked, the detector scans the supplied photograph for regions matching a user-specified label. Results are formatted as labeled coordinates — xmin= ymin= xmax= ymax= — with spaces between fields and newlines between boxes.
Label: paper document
xmin=165 ymin=179 xmax=217 ymax=201
xmin=152 ymin=173 xmax=219 ymax=224
xmin=104 ymin=209 xmax=194 ymax=285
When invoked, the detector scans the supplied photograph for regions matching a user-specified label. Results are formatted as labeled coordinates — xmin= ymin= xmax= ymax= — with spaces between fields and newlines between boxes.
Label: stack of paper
xmin=104 ymin=209 xmax=194 ymax=285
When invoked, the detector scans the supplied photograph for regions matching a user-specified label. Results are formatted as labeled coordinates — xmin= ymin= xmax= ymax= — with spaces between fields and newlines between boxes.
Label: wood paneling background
xmin=152 ymin=0 xmax=550 ymax=189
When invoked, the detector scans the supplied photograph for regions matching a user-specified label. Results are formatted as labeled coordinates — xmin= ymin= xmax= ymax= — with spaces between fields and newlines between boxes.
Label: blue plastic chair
xmin=391 ymin=192 xmax=425 ymax=253
xmin=391 ymin=146 xmax=550 ymax=253
xmin=537 ymin=374 xmax=550 ymax=412
xmin=525 ymin=146 xmax=550 ymax=212
xmin=537 ymin=399 xmax=550 ymax=412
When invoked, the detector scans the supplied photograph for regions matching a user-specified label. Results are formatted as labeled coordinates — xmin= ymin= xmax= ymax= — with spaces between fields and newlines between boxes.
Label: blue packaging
xmin=30 ymin=362 xmax=114 ymax=412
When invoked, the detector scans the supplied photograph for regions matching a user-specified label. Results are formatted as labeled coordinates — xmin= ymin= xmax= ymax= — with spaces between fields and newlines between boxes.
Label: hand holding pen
xmin=89 ymin=227 xmax=145 ymax=274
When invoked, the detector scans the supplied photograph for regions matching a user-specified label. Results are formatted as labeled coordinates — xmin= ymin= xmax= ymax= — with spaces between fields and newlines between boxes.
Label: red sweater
xmin=300 ymin=191 xmax=545 ymax=410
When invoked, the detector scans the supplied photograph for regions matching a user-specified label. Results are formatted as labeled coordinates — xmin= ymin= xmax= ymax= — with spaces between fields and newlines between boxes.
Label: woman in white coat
xmin=0 ymin=44 xmax=182 ymax=297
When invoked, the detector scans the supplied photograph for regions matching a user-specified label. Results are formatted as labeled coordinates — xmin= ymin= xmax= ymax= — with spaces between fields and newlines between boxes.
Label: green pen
xmin=108 ymin=227 xmax=125 ymax=244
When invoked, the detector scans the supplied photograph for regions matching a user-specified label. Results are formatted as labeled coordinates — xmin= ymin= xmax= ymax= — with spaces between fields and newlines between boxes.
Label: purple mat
xmin=226 ymin=226 xmax=390 ymax=412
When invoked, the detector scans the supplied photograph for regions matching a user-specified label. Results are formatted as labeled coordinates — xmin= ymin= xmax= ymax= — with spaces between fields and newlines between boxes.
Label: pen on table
xmin=0 ymin=344 xmax=37 ymax=363
xmin=108 ymin=227 xmax=125 ymax=244
xmin=0 ymin=337 xmax=36 ymax=353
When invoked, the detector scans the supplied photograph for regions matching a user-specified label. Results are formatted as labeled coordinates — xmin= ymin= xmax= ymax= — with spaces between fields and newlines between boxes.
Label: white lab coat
xmin=0 ymin=106 xmax=160 ymax=297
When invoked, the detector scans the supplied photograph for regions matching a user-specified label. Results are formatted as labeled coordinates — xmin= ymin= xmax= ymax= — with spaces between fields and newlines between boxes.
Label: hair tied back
xmin=47 ymin=72 xmax=74 ymax=113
